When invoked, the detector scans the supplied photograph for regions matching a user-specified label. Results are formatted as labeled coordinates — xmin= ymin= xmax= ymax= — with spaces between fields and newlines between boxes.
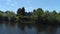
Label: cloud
xmin=26 ymin=0 xmax=32 ymax=3
xmin=7 ymin=0 xmax=12 ymax=2
xmin=6 ymin=0 xmax=18 ymax=6
xmin=22 ymin=0 xmax=31 ymax=4
xmin=10 ymin=2 xmax=18 ymax=6
xmin=11 ymin=4 xmax=15 ymax=6
xmin=25 ymin=7 xmax=33 ymax=12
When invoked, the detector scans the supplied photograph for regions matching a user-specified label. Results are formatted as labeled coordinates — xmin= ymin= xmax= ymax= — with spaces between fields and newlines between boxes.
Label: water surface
xmin=0 ymin=22 xmax=60 ymax=34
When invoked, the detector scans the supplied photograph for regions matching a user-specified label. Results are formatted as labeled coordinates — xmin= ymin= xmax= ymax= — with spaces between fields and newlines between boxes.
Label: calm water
xmin=0 ymin=22 xmax=60 ymax=34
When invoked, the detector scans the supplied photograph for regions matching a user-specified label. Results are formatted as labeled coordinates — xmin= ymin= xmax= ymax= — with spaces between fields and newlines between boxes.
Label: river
xmin=0 ymin=22 xmax=60 ymax=34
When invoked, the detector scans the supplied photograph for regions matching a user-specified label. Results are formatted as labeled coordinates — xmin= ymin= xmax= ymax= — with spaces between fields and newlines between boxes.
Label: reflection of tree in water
xmin=46 ymin=25 xmax=57 ymax=34
xmin=17 ymin=23 xmax=35 ymax=34
xmin=18 ymin=23 xmax=25 ymax=30
xmin=36 ymin=24 xmax=47 ymax=34
xmin=26 ymin=24 xmax=32 ymax=29
xmin=17 ymin=23 xmax=26 ymax=34
xmin=2 ymin=22 xmax=16 ymax=27
xmin=36 ymin=24 xmax=57 ymax=34
xmin=8 ymin=22 xmax=16 ymax=27
xmin=18 ymin=23 xmax=33 ymax=30
xmin=0 ymin=21 xmax=3 ymax=25
xmin=0 ymin=21 xmax=3 ymax=23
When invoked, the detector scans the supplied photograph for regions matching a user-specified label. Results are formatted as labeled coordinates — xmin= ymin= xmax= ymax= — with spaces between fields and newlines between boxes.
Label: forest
xmin=0 ymin=7 xmax=60 ymax=25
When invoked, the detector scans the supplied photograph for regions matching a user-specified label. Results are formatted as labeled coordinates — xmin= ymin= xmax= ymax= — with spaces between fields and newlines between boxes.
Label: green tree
xmin=17 ymin=8 xmax=22 ymax=16
xmin=5 ymin=11 xmax=16 ymax=22
xmin=21 ymin=7 xmax=25 ymax=16
xmin=0 ymin=10 xmax=4 ymax=21
xmin=32 ymin=9 xmax=38 ymax=21
xmin=17 ymin=7 xmax=25 ymax=16
xmin=56 ymin=12 xmax=60 ymax=23
xmin=41 ymin=10 xmax=50 ymax=23
xmin=47 ymin=10 xmax=57 ymax=24
xmin=36 ymin=8 xmax=44 ymax=23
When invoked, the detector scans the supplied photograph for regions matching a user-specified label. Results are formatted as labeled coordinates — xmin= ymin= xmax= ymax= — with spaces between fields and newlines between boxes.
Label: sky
xmin=0 ymin=0 xmax=60 ymax=13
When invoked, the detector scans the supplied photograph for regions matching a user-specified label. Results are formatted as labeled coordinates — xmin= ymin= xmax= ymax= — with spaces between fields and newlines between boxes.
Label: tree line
xmin=0 ymin=7 xmax=60 ymax=24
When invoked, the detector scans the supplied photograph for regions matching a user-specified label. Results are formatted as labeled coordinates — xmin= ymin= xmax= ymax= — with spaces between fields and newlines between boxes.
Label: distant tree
xmin=17 ymin=8 xmax=22 ymax=16
xmin=17 ymin=7 xmax=26 ymax=16
xmin=56 ymin=12 xmax=60 ymax=23
xmin=0 ymin=10 xmax=4 ymax=21
xmin=5 ymin=11 xmax=16 ymax=22
xmin=52 ymin=10 xmax=57 ymax=16
xmin=0 ymin=10 xmax=4 ymax=16
xmin=47 ymin=10 xmax=57 ymax=24
xmin=21 ymin=7 xmax=25 ymax=16
xmin=36 ymin=8 xmax=44 ymax=23
xmin=32 ymin=9 xmax=38 ymax=21
xmin=36 ymin=8 xmax=44 ymax=15
xmin=26 ymin=12 xmax=32 ymax=16
xmin=40 ymin=10 xmax=50 ymax=23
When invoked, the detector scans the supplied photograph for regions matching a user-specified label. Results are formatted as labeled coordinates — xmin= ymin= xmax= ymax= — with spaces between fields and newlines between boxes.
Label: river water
xmin=0 ymin=22 xmax=60 ymax=34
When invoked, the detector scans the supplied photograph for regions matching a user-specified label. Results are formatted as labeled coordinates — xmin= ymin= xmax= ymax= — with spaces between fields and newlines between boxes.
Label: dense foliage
xmin=0 ymin=7 xmax=60 ymax=24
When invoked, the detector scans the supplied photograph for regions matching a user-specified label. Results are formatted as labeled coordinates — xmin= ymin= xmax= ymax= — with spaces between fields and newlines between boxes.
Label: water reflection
xmin=46 ymin=25 xmax=57 ymax=34
xmin=36 ymin=25 xmax=57 ymax=34
xmin=0 ymin=22 xmax=59 ymax=34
